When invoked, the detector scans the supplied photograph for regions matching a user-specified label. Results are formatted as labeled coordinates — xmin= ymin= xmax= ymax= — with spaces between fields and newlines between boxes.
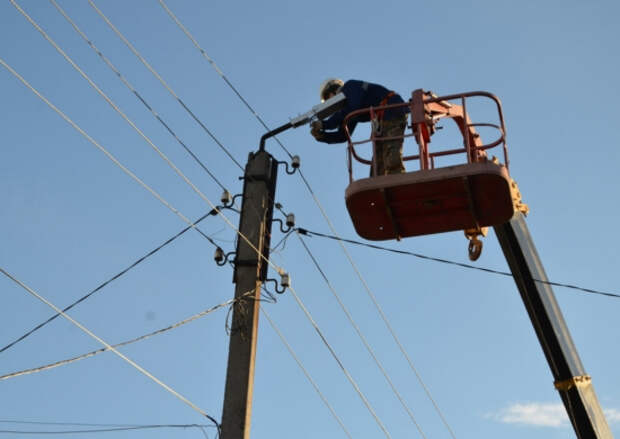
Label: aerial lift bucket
xmin=343 ymin=90 xmax=527 ymax=258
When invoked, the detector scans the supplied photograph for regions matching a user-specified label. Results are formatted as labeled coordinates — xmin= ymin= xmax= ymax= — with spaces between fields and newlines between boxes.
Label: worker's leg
xmin=380 ymin=115 xmax=407 ymax=174
xmin=370 ymin=120 xmax=385 ymax=176
xmin=373 ymin=142 xmax=386 ymax=176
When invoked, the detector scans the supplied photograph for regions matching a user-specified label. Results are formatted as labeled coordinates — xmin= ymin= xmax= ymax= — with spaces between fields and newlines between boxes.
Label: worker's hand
xmin=310 ymin=120 xmax=323 ymax=140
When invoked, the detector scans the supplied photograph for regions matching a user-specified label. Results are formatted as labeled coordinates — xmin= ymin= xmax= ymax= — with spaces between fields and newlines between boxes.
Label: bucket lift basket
xmin=344 ymin=90 xmax=523 ymax=241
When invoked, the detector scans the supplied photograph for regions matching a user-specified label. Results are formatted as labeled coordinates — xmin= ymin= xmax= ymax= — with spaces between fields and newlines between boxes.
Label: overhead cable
xmin=0 ymin=424 xmax=211 ymax=436
xmin=0 ymin=419 xmax=214 ymax=428
xmin=298 ymin=228 xmax=620 ymax=300
xmin=0 ymin=210 xmax=217 ymax=354
xmin=157 ymin=2 xmax=349 ymax=261
xmin=260 ymin=306 xmax=353 ymax=439
xmin=50 ymin=0 xmax=228 ymax=191
xmin=1 ymin=16 xmax=282 ymax=280
xmin=1 ymin=295 xmax=241 ymax=381
xmin=0 ymin=57 xmax=220 ymax=250
xmin=11 ymin=0 xmax=242 ymax=241
xmin=0 ymin=267 xmax=220 ymax=429
xmin=5 ymin=17 xmax=385 ymax=435
xmin=286 ymin=285 xmax=392 ymax=439
xmin=158 ymin=0 xmax=293 ymax=160
xmin=157 ymin=0 xmax=311 ymax=246
xmin=297 ymin=225 xmax=458 ymax=439
xmin=87 ymin=0 xmax=244 ymax=171
xmin=297 ymin=233 xmax=427 ymax=438
xmin=154 ymin=10 xmax=434 ymax=434
xmin=0 ymin=57 xmax=355 ymax=438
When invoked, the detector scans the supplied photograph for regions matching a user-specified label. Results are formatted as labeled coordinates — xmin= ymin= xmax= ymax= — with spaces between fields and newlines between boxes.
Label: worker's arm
xmin=315 ymin=80 xmax=367 ymax=143
xmin=315 ymin=118 xmax=358 ymax=144
xmin=321 ymin=81 xmax=364 ymax=130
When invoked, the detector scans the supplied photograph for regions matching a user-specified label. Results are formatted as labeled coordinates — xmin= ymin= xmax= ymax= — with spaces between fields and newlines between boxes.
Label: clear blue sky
xmin=1 ymin=1 xmax=619 ymax=438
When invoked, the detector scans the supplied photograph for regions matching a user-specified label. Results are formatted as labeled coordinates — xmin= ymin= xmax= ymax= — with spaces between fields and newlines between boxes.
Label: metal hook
xmin=214 ymin=247 xmax=236 ymax=266
xmin=467 ymin=236 xmax=483 ymax=261
xmin=275 ymin=155 xmax=301 ymax=175
xmin=264 ymin=272 xmax=290 ymax=294
xmin=220 ymin=190 xmax=243 ymax=209
xmin=464 ymin=227 xmax=487 ymax=261
xmin=271 ymin=216 xmax=294 ymax=233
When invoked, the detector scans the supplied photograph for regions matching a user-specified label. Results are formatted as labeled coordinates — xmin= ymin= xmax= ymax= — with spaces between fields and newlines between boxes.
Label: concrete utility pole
xmin=221 ymin=150 xmax=277 ymax=439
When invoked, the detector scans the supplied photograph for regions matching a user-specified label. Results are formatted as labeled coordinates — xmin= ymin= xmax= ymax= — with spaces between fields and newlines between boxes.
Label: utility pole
xmin=219 ymin=95 xmax=340 ymax=438
xmin=221 ymin=150 xmax=277 ymax=439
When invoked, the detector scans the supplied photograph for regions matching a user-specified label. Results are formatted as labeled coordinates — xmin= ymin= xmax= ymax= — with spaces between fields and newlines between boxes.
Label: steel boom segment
xmin=494 ymin=213 xmax=612 ymax=438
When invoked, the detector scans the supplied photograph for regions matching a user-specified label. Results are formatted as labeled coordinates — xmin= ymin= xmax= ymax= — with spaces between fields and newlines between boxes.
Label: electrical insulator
xmin=286 ymin=213 xmax=295 ymax=228
xmin=220 ymin=189 xmax=232 ymax=205
xmin=291 ymin=155 xmax=300 ymax=169
xmin=280 ymin=272 xmax=290 ymax=289
xmin=214 ymin=247 xmax=224 ymax=263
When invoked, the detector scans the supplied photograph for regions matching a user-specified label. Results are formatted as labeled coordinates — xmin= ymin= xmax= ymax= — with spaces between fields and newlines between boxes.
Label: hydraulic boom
xmin=495 ymin=213 xmax=612 ymax=438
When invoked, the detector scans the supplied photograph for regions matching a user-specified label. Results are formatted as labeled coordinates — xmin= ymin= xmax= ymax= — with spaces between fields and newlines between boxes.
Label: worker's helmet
xmin=319 ymin=78 xmax=344 ymax=102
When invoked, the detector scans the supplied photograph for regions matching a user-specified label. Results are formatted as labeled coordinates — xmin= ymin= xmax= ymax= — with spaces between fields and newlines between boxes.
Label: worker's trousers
xmin=372 ymin=114 xmax=407 ymax=176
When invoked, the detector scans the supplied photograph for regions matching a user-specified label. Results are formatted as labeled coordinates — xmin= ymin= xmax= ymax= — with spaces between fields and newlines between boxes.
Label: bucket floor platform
xmin=345 ymin=161 xmax=515 ymax=241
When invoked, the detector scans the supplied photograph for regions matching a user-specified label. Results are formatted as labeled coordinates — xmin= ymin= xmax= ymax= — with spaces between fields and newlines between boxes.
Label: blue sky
xmin=1 ymin=1 xmax=619 ymax=438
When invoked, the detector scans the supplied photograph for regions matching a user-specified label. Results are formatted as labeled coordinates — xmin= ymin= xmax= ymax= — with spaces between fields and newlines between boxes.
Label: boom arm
xmin=495 ymin=213 xmax=612 ymax=438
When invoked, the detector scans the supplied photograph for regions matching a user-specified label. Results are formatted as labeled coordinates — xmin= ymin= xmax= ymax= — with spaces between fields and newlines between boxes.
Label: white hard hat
xmin=319 ymin=78 xmax=344 ymax=102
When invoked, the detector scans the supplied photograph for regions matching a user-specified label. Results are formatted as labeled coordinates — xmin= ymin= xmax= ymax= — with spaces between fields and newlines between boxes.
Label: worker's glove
xmin=310 ymin=120 xmax=323 ymax=140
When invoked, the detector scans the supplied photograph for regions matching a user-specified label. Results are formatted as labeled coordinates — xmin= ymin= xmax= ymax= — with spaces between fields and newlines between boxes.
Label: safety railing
xmin=344 ymin=90 xmax=508 ymax=182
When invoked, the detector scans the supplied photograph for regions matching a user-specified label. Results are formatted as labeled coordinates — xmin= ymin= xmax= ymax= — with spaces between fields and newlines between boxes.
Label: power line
xmin=0 ymin=267 xmax=220 ymax=430
xmin=1 ymin=295 xmax=243 ymax=381
xmin=286 ymin=284 xmax=393 ymax=439
xmin=87 ymin=0 xmax=244 ymax=171
xmin=156 ymin=2 xmax=364 ymax=284
xmin=298 ymin=228 xmax=620 ymax=300
xmin=1 ymin=58 xmax=294 ymax=414
xmin=157 ymin=0 xmax=293 ymax=160
xmin=260 ymin=306 xmax=353 ymax=439
xmin=0 ymin=54 xmax=222 ymax=240
xmin=50 ymin=0 xmax=228 ymax=192
xmin=10 ymin=0 xmax=239 ymax=238
xmin=296 ymin=224 xmax=459 ymax=439
xmin=297 ymin=232 xmax=427 ymax=438
xmin=90 ymin=0 xmax=280 ymax=242
xmin=8 ymin=48 xmax=397 ymax=439
xmin=10 ymin=2 xmax=288 ymax=282
xmin=155 ymin=15 xmax=433 ymax=437
xmin=137 ymin=12 xmax=416 ymax=430
xmin=0 ymin=53 xmax=280 ymax=292
xmin=8 ymin=11 xmax=387 ymax=435
xmin=0 ymin=423 xmax=212 ymax=436
xmin=78 ymin=0 xmax=269 ymax=240
xmin=0 ymin=210 xmax=219 ymax=354
xmin=0 ymin=420 xmax=214 ymax=428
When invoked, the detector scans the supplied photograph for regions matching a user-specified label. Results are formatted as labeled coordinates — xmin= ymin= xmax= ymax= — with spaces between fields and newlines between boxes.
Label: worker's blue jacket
xmin=319 ymin=79 xmax=409 ymax=144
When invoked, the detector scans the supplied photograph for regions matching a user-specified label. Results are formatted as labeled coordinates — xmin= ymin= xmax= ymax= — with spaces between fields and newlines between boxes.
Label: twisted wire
xmin=88 ymin=0 xmax=244 ymax=171
xmin=299 ymin=228 xmax=620 ymax=299
xmin=1 ymin=296 xmax=240 ymax=381
xmin=0 ymin=267 xmax=220 ymax=429
xmin=50 ymin=0 xmax=228 ymax=191
xmin=6 ymin=7 xmax=285 ymax=280
xmin=260 ymin=306 xmax=353 ymax=439
xmin=158 ymin=0 xmax=294 ymax=160
xmin=0 ymin=211 xmax=216 ymax=354
xmin=297 ymin=232 xmax=427 ymax=438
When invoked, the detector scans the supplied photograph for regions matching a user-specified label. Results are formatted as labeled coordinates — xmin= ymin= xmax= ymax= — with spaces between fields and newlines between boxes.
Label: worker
xmin=311 ymin=78 xmax=408 ymax=175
